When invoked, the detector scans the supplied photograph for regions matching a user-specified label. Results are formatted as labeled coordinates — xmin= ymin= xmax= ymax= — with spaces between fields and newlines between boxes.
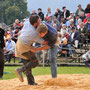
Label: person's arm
xmin=30 ymin=44 xmax=50 ymax=53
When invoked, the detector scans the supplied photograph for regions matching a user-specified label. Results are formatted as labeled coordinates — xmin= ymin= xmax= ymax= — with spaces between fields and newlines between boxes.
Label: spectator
xmin=75 ymin=15 xmax=81 ymax=26
xmin=85 ymin=4 xmax=90 ymax=14
xmin=15 ymin=19 xmax=21 ymax=27
xmin=82 ymin=50 xmax=90 ymax=67
xmin=76 ymin=4 xmax=84 ymax=17
xmin=19 ymin=21 xmax=24 ymax=30
xmin=70 ymin=27 xmax=80 ymax=48
xmin=80 ymin=12 xmax=86 ymax=21
xmin=60 ymin=24 xmax=68 ymax=36
xmin=85 ymin=17 xmax=90 ymax=42
xmin=54 ymin=8 xmax=63 ymax=21
xmin=62 ymin=6 xmax=70 ymax=20
xmin=83 ymin=13 xmax=90 ymax=24
xmin=12 ymin=27 xmax=20 ymax=43
xmin=52 ymin=17 xmax=60 ymax=31
xmin=60 ymin=16 xmax=66 ymax=24
xmin=78 ymin=22 xmax=88 ymax=44
xmin=46 ymin=7 xmax=53 ymax=21
xmin=59 ymin=31 xmax=73 ymax=57
xmin=45 ymin=16 xmax=52 ymax=24
xmin=77 ymin=19 xmax=82 ymax=29
xmin=12 ymin=23 xmax=17 ymax=30
xmin=4 ymin=37 xmax=16 ymax=63
xmin=31 ymin=10 xmax=37 ymax=15
xmin=8 ymin=27 xmax=14 ymax=39
xmin=38 ymin=8 xmax=44 ymax=21
xmin=67 ymin=12 xmax=75 ymax=21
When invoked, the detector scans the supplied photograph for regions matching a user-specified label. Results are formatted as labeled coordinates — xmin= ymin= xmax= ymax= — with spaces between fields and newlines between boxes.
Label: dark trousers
xmin=0 ymin=47 xmax=4 ymax=77
xmin=21 ymin=51 xmax=39 ymax=85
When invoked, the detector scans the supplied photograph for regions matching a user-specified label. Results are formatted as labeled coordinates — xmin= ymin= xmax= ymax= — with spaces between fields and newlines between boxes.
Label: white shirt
xmin=71 ymin=32 xmax=75 ymax=40
xmin=20 ymin=19 xmax=44 ymax=46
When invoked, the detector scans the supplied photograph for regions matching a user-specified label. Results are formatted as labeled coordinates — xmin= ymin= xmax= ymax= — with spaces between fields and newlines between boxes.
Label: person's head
xmin=86 ymin=4 xmax=90 ymax=9
xmin=56 ymin=8 xmax=60 ymax=12
xmin=32 ymin=10 xmax=36 ymax=14
xmin=78 ymin=19 xmax=82 ymax=24
xmin=46 ymin=16 xmax=51 ymax=22
xmin=13 ymin=23 xmax=17 ymax=27
xmin=80 ymin=12 xmax=84 ymax=17
xmin=15 ymin=27 xmax=19 ymax=31
xmin=8 ymin=37 xmax=11 ymax=42
xmin=15 ymin=19 xmax=20 ymax=24
xmin=61 ymin=16 xmax=65 ymax=21
xmin=8 ymin=27 xmax=12 ymax=32
xmin=70 ymin=23 xmax=75 ymax=27
xmin=87 ymin=17 xmax=90 ymax=23
xmin=76 ymin=15 xmax=79 ymax=19
xmin=70 ymin=12 xmax=73 ymax=17
xmin=47 ymin=7 xmax=51 ymax=12
xmin=79 ymin=22 xmax=84 ymax=28
xmin=53 ymin=24 xmax=57 ymax=28
xmin=38 ymin=8 xmax=42 ymax=13
xmin=20 ymin=21 xmax=24 ymax=27
xmin=62 ymin=24 xmax=66 ymax=29
xmin=36 ymin=23 xmax=48 ymax=37
xmin=62 ymin=6 xmax=66 ymax=12
xmin=29 ymin=15 xmax=41 ymax=28
xmin=78 ymin=4 xmax=82 ymax=9
xmin=71 ymin=27 xmax=76 ymax=32
xmin=86 ymin=13 xmax=90 ymax=18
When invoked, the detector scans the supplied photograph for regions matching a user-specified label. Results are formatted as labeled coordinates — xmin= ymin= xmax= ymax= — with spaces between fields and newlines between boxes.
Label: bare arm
xmin=30 ymin=44 xmax=50 ymax=53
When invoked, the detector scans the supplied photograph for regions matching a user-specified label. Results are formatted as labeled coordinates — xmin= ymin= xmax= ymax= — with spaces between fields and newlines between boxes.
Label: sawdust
xmin=0 ymin=74 xmax=90 ymax=90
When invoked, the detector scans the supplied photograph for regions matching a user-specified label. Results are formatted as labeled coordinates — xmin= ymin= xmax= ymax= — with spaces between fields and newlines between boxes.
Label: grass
xmin=2 ymin=66 xmax=90 ymax=80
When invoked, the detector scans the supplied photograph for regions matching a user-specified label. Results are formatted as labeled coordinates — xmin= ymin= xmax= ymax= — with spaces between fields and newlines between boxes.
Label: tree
xmin=0 ymin=0 xmax=30 ymax=25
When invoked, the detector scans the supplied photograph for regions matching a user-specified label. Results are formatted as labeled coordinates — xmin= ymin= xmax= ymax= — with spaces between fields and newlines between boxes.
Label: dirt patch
xmin=0 ymin=74 xmax=90 ymax=90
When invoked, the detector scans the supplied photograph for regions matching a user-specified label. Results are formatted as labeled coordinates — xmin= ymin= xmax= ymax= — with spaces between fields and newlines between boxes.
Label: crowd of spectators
xmin=3 ymin=4 xmax=90 ymax=64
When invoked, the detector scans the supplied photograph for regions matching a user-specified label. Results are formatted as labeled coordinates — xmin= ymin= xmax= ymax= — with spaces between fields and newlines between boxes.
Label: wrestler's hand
xmin=30 ymin=46 xmax=37 ymax=53
xmin=43 ymin=41 xmax=48 ymax=45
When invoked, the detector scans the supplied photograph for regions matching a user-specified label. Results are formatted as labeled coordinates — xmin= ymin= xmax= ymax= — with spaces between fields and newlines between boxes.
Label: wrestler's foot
xmin=29 ymin=83 xmax=38 ymax=85
xmin=15 ymin=68 xmax=24 ymax=82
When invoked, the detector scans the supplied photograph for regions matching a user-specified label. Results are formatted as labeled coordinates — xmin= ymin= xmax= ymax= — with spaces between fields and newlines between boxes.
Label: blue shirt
xmin=7 ymin=41 xmax=11 ymax=50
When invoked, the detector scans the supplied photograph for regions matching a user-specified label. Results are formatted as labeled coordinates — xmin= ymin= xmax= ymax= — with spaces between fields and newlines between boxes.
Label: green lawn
xmin=2 ymin=66 xmax=90 ymax=80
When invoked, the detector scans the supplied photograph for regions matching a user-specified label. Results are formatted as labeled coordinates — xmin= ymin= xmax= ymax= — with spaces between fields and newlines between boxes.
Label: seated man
xmin=58 ymin=31 xmax=73 ymax=57
xmin=82 ymin=50 xmax=90 ymax=67
xmin=78 ymin=22 xmax=88 ymax=44
xmin=70 ymin=27 xmax=80 ymax=48
xmin=4 ymin=37 xmax=16 ymax=63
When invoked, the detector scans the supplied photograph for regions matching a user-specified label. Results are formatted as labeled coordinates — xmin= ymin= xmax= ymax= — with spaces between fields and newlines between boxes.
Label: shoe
xmin=15 ymin=68 xmax=24 ymax=82
xmin=29 ymin=83 xmax=38 ymax=85
xmin=0 ymin=76 xmax=3 ymax=79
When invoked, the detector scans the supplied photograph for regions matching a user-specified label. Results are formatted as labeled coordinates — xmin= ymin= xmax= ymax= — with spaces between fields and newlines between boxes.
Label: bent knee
xmin=31 ymin=60 xmax=39 ymax=68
